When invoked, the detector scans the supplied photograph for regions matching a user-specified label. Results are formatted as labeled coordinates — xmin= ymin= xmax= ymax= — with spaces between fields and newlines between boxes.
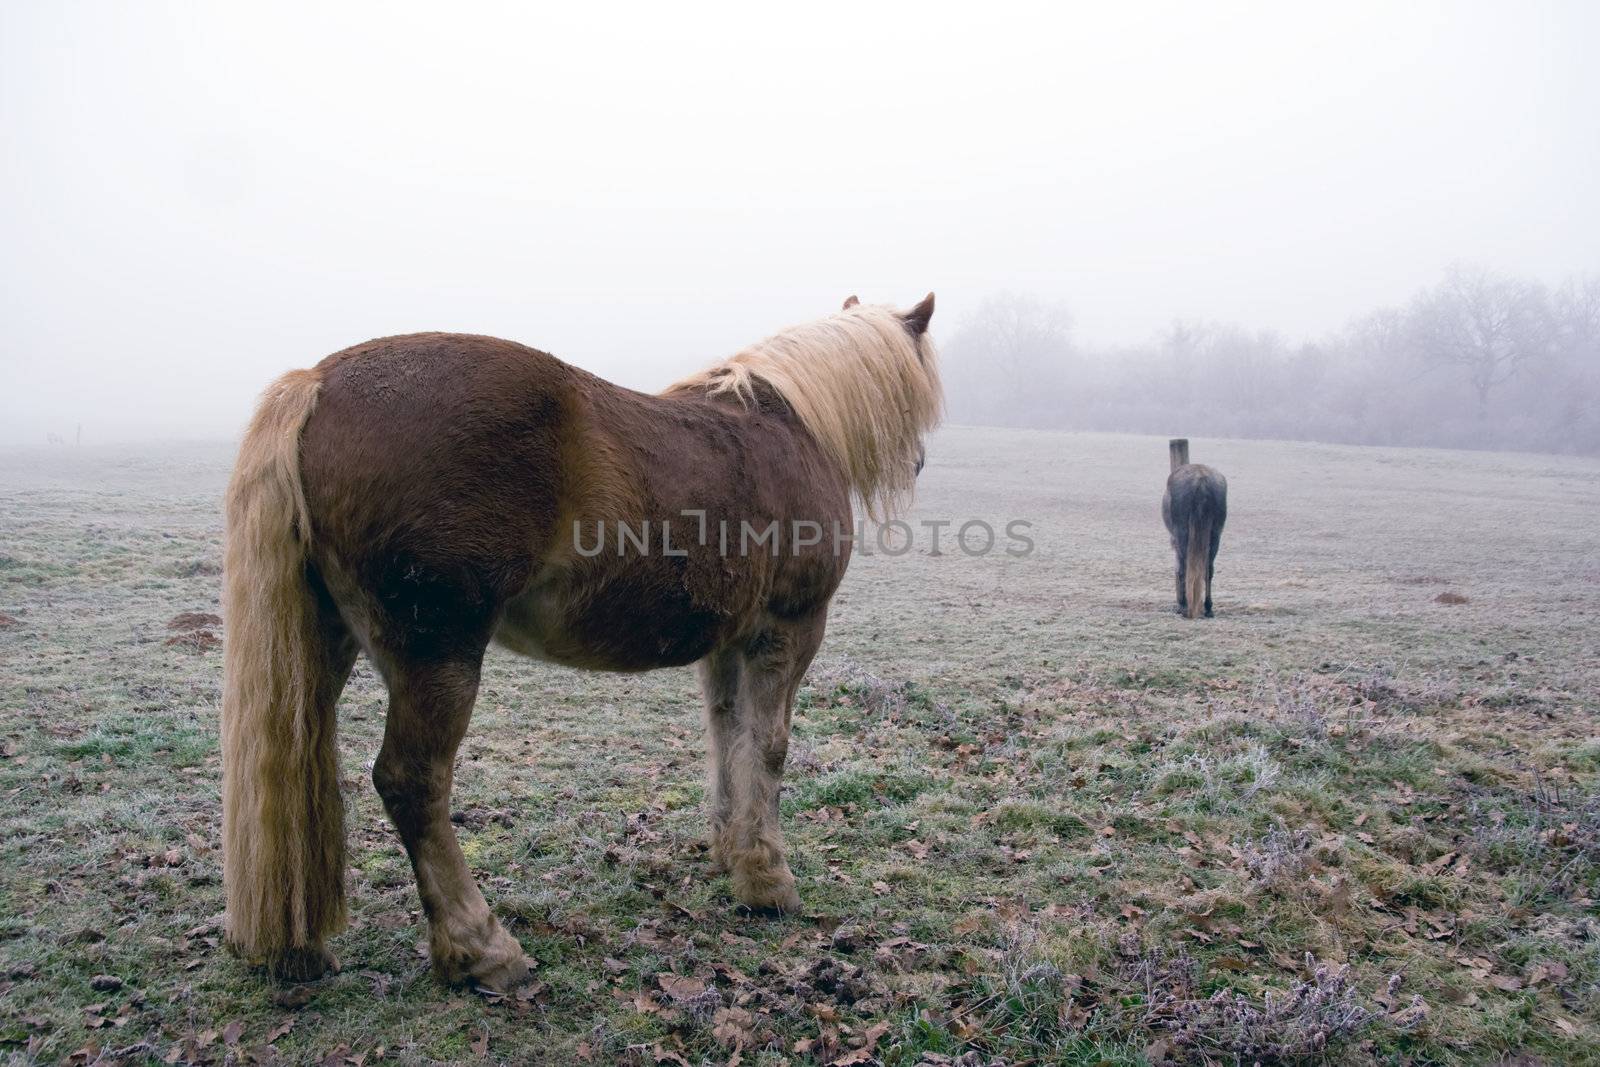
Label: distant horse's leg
xmin=372 ymin=656 xmax=529 ymax=989
xmin=699 ymin=648 xmax=741 ymax=873
xmin=1205 ymin=526 xmax=1222 ymax=618
xmin=1173 ymin=532 xmax=1189 ymax=615
xmin=718 ymin=621 xmax=823 ymax=914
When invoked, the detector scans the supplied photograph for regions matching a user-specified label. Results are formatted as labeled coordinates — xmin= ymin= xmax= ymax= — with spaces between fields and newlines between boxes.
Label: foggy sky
xmin=3 ymin=1 xmax=1597 ymax=445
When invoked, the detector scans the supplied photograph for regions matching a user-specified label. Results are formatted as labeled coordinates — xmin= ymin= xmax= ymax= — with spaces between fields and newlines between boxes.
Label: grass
xmin=1 ymin=430 xmax=1598 ymax=1064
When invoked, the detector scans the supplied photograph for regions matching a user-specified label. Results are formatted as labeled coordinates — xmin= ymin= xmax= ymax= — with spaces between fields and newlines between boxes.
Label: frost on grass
xmin=803 ymin=655 xmax=912 ymax=716
xmin=1467 ymin=779 xmax=1600 ymax=903
xmin=5 ymin=436 xmax=1599 ymax=1063
xmin=1109 ymin=940 xmax=1410 ymax=1062
xmin=1249 ymin=661 xmax=1459 ymax=742
xmin=1236 ymin=825 xmax=1315 ymax=888
xmin=1156 ymin=954 xmax=1404 ymax=1061
xmin=971 ymin=922 xmax=1403 ymax=1063
xmin=801 ymin=655 xmax=951 ymax=724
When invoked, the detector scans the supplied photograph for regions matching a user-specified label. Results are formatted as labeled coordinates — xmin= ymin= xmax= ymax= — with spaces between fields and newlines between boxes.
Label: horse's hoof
xmin=432 ymin=924 xmax=531 ymax=992
xmin=266 ymin=945 xmax=338 ymax=983
xmin=467 ymin=948 xmax=532 ymax=994
xmin=732 ymin=867 xmax=801 ymax=916
xmin=735 ymin=902 xmax=792 ymax=919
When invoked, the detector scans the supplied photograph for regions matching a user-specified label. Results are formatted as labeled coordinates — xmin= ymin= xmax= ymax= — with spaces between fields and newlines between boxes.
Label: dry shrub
xmin=804 ymin=656 xmax=914 ymax=717
xmin=1237 ymin=826 xmax=1315 ymax=888
xmin=1115 ymin=941 xmax=1398 ymax=1062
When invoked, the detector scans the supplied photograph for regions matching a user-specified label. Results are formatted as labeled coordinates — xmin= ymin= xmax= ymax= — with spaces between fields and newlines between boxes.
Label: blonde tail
xmin=1184 ymin=516 xmax=1209 ymax=620
xmin=221 ymin=369 xmax=345 ymax=978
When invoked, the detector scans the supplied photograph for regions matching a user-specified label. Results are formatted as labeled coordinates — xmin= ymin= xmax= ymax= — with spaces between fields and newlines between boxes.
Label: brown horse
xmin=1161 ymin=438 xmax=1227 ymax=618
xmin=221 ymin=295 xmax=941 ymax=987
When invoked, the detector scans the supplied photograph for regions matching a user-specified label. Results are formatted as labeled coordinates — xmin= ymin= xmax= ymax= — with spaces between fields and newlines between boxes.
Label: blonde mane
xmin=666 ymin=302 xmax=943 ymax=518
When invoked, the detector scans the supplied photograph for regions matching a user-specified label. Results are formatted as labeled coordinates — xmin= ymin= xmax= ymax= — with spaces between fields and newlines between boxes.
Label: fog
xmin=2 ymin=2 xmax=1596 ymax=448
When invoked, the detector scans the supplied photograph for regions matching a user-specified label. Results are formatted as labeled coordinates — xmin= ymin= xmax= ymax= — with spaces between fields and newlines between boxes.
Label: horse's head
xmin=840 ymin=292 xmax=936 ymax=482
xmin=839 ymin=292 xmax=934 ymax=339
xmin=671 ymin=294 xmax=942 ymax=518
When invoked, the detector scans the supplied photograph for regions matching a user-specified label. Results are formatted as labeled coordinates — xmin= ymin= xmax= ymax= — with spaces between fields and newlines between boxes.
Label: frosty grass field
xmin=2 ymin=427 xmax=1598 ymax=1065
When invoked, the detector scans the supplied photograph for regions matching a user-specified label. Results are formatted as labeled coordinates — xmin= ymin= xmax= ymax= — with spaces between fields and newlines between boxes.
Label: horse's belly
xmin=493 ymin=572 xmax=723 ymax=672
xmin=491 ymin=592 xmax=563 ymax=664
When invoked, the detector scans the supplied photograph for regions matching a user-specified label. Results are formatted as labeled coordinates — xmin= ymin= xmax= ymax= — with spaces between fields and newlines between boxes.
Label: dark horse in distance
xmin=221 ymin=295 xmax=942 ymax=988
xmin=1162 ymin=438 xmax=1227 ymax=618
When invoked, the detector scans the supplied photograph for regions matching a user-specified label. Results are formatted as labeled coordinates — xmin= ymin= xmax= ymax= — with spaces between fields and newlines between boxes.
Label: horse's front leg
xmin=704 ymin=621 xmax=822 ymax=914
xmin=699 ymin=649 xmax=740 ymax=874
xmin=372 ymin=656 xmax=530 ymax=990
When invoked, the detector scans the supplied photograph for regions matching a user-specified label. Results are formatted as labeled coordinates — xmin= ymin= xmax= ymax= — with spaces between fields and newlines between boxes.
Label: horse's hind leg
xmin=709 ymin=620 xmax=823 ymax=914
xmin=1204 ymin=526 xmax=1222 ymax=618
xmin=371 ymin=655 xmax=529 ymax=989
xmin=1172 ymin=532 xmax=1189 ymax=615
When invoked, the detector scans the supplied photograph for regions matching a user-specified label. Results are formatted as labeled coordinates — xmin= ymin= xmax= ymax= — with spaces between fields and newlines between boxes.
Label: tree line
xmin=941 ymin=266 xmax=1600 ymax=455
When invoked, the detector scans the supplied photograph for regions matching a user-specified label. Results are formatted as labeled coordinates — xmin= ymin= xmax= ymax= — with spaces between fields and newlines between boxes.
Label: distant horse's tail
xmin=1184 ymin=509 xmax=1211 ymax=620
xmin=221 ymin=369 xmax=345 ymax=978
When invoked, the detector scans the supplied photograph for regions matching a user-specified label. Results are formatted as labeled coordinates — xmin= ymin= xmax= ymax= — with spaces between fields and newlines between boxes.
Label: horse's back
xmin=293 ymin=331 xmax=851 ymax=668
xmin=308 ymin=331 xmax=576 ymax=449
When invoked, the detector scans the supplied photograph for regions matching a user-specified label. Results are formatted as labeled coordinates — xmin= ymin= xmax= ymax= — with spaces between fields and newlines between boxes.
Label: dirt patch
xmin=0 ymin=613 xmax=19 ymax=629
xmin=167 ymin=612 xmax=222 ymax=631
xmin=164 ymin=629 xmax=221 ymax=651
xmin=1434 ymin=592 xmax=1470 ymax=605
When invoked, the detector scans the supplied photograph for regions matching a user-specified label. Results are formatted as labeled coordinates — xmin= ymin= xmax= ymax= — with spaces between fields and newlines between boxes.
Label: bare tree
xmin=1344 ymin=306 xmax=1408 ymax=363
xmin=943 ymin=293 xmax=1073 ymax=426
xmin=939 ymin=266 xmax=1597 ymax=453
xmin=1554 ymin=274 xmax=1600 ymax=362
xmin=1407 ymin=265 xmax=1554 ymax=416
xmin=963 ymin=293 xmax=1073 ymax=380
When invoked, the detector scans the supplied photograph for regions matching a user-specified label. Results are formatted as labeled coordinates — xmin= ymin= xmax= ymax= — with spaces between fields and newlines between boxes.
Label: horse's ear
xmin=842 ymin=295 xmax=859 ymax=310
xmin=903 ymin=292 xmax=935 ymax=335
